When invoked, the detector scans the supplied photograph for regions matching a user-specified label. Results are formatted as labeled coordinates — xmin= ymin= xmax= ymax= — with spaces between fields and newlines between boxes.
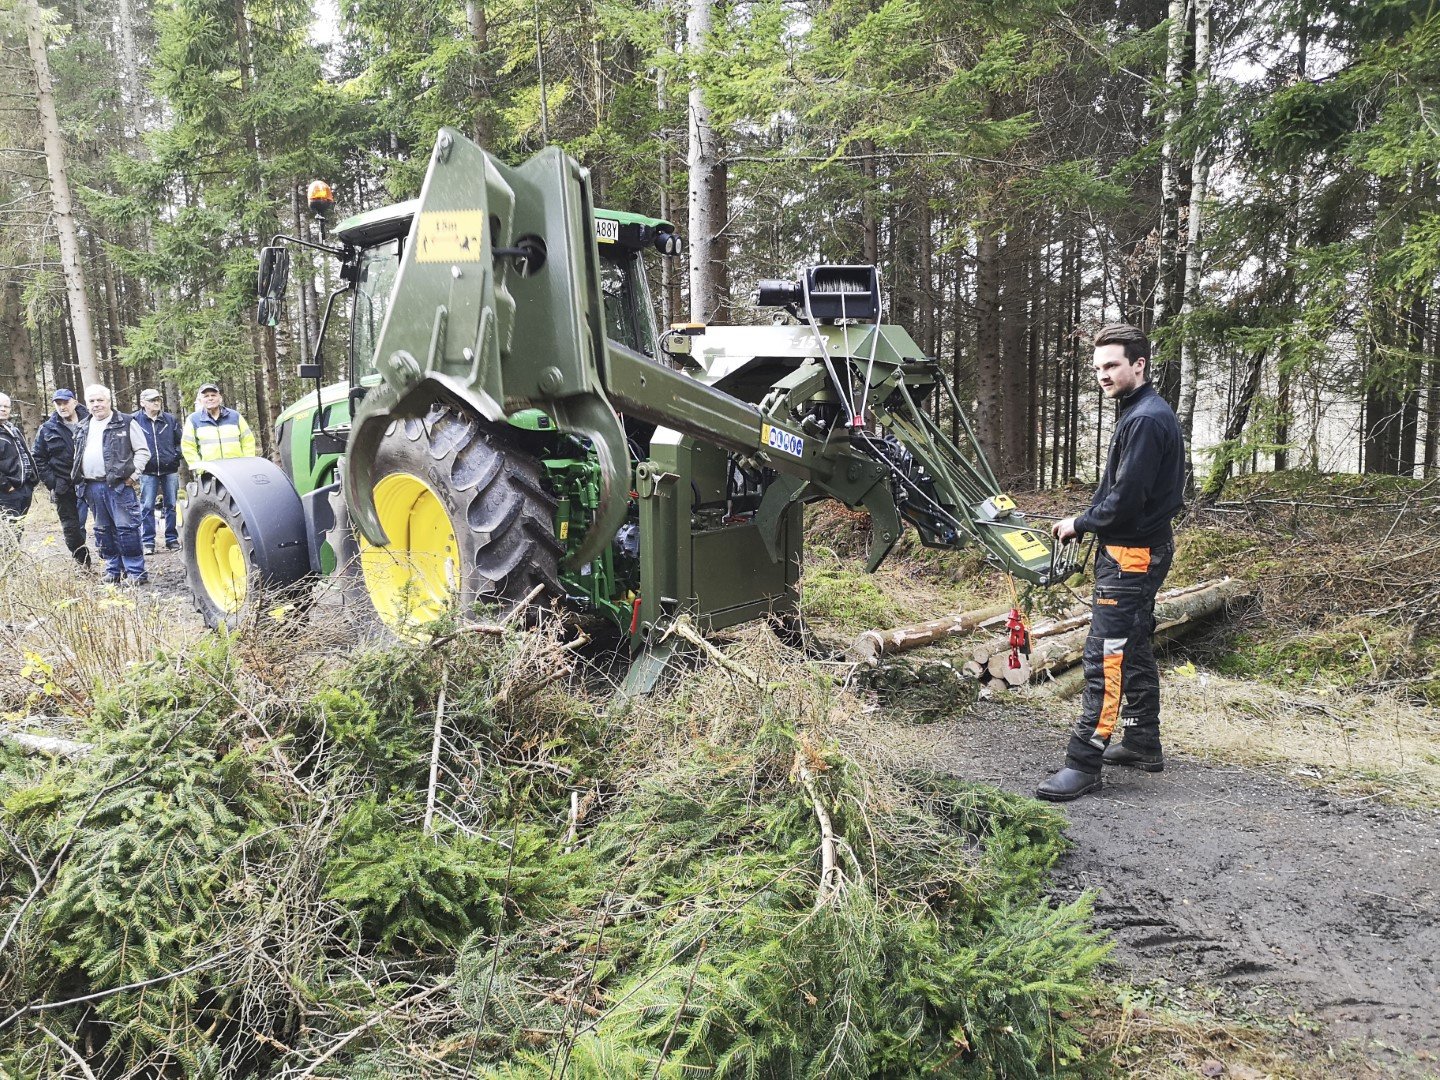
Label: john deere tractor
xmin=182 ymin=128 xmax=1077 ymax=678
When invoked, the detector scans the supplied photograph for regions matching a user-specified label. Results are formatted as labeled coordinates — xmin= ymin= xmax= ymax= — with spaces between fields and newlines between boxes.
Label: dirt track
xmin=946 ymin=706 xmax=1440 ymax=1077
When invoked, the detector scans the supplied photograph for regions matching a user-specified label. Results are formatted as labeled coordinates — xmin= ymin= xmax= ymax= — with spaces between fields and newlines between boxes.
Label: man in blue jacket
xmin=135 ymin=388 xmax=182 ymax=554
xmin=1037 ymin=324 xmax=1186 ymax=802
xmin=30 ymin=389 xmax=91 ymax=566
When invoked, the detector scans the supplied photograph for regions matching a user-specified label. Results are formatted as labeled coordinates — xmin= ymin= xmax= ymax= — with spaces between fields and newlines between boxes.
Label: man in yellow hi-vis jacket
xmin=181 ymin=383 xmax=256 ymax=468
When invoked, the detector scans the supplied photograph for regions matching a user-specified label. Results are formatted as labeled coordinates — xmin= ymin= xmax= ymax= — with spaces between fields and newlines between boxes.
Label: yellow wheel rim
xmin=195 ymin=513 xmax=248 ymax=614
xmin=360 ymin=472 xmax=459 ymax=632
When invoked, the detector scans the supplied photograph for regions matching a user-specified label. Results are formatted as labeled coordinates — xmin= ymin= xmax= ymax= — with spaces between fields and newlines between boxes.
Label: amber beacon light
xmin=307 ymin=180 xmax=335 ymax=219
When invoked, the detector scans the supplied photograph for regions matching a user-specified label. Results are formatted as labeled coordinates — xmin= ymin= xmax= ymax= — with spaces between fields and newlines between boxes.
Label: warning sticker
xmin=761 ymin=423 xmax=804 ymax=458
xmin=416 ymin=211 xmax=485 ymax=263
xmin=1000 ymin=529 xmax=1050 ymax=562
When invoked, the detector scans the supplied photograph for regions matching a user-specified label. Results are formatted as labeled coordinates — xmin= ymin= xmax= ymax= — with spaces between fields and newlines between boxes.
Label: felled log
xmin=855 ymin=578 xmax=1247 ymax=688
xmin=986 ymin=651 xmax=1032 ymax=687
xmin=994 ymin=578 xmax=1248 ymax=689
xmin=847 ymin=603 xmax=1011 ymax=666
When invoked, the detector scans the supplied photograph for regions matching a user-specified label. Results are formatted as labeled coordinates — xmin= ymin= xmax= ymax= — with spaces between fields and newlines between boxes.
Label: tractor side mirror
xmin=256 ymin=246 xmax=291 ymax=327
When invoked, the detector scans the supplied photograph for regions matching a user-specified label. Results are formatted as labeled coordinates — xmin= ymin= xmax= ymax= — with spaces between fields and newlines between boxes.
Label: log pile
xmin=849 ymin=578 xmax=1250 ymax=693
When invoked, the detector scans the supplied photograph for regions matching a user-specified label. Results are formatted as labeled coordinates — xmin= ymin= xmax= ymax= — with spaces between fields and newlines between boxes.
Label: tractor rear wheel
xmin=334 ymin=405 xmax=563 ymax=634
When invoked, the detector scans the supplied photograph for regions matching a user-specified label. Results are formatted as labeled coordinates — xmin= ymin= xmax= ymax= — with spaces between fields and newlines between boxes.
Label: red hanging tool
xmin=1006 ymin=606 xmax=1028 ymax=670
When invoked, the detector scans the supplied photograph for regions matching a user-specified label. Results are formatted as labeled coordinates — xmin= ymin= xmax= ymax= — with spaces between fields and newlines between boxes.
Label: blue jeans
xmin=82 ymin=480 xmax=147 ymax=580
xmin=140 ymin=472 xmax=180 ymax=547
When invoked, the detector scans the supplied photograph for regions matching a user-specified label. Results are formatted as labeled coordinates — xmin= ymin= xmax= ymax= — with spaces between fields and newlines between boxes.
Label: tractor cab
xmin=265 ymin=200 xmax=679 ymax=502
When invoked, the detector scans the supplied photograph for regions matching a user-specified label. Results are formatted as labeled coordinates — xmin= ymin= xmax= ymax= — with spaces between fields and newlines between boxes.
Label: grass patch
xmin=1154 ymin=666 xmax=1439 ymax=806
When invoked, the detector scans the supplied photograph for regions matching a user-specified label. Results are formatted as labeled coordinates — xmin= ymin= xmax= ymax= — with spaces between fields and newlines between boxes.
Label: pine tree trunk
xmin=1177 ymin=0 xmax=1210 ymax=451
xmin=231 ymin=0 xmax=279 ymax=446
xmin=1000 ymin=234 xmax=1029 ymax=481
xmin=686 ymin=0 xmax=728 ymax=323
xmin=466 ymin=0 xmax=491 ymax=144
xmin=974 ymin=222 xmax=1005 ymax=471
xmin=861 ymin=139 xmax=879 ymax=266
xmin=23 ymin=0 xmax=101 ymax=389
xmin=657 ymin=39 xmax=678 ymax=330
xmin=1200 ymin=346 xmax=1267 ymax=502
xmin=1 ymin=280 xmax=40 ymax=415
xmin=1152 ymin=0 xmax=1187 ymax=406
xmin=1399 ymin=291 xmax=1425 ymax=475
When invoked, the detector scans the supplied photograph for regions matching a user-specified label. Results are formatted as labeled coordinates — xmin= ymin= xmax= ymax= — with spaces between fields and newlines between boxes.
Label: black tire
xmin=183 ymin=473 xmax=261 ymax=630
xmin=328 ymin=405 xmax=563 ymax=633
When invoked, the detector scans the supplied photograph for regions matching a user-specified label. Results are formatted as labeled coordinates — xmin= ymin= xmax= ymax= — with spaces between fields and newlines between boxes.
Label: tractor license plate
xmin=595 ymin=218 xmax=619 ymax=244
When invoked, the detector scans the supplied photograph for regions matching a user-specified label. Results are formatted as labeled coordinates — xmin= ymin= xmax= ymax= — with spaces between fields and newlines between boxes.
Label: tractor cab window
xmin=352 ymin=238 xmax=402 ymax=380
xmin=599 ymin=248 xmax=658 ymax=358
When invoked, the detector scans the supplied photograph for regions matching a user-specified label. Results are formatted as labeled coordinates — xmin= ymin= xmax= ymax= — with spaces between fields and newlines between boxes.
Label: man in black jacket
xmin=0 ymin=392 xmax=38 ymax=529
xmin=134 ymin=388 xmax=182 ymax=553
xmin=72 ymin=385 xmax=150 ymax=585
xmin=1037 ymin=324 xmax=1186 ymax=802
xmin=31 ymin=389 xmax=91 ymax=566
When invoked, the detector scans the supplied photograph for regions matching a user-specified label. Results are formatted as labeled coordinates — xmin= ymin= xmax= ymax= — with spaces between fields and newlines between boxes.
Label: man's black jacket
xmin=1075 ymin=382 xmax=1185 ymax=547
xmin=0 ymin=420 xmax=36 ymax=492
xmin=32 ymin=405 xmax=90 ymax=494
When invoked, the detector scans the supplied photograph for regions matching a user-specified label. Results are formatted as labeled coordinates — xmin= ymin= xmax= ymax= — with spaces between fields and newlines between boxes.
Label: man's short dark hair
xmin=1093 ymin=324 xmax=1151 ymax=367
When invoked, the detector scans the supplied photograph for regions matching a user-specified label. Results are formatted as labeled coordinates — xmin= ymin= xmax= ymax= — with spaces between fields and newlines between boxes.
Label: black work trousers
xmin=1066 ymin=541 xmax=1174 ymax=773
xmin=55 ymin=486 xmax=91 ymax=565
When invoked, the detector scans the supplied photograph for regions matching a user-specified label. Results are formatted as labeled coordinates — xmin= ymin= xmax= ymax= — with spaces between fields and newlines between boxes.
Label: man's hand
xmin=1052 ymin=516 xmax=1080 ymax=542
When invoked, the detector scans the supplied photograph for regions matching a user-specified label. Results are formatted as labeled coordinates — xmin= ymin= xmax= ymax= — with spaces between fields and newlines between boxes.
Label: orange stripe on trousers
xmin=1096 ymin=652 xmax=1124 ymax=740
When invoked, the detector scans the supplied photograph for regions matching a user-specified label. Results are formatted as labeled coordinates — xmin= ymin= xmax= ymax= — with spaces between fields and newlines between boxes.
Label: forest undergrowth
xmin=0 ymin=537 xmax=1114 ymax=1078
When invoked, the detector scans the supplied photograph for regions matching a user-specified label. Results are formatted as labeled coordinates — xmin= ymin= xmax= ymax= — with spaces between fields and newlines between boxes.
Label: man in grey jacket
xmin=72 ymin=385 xmax=151 ymax=584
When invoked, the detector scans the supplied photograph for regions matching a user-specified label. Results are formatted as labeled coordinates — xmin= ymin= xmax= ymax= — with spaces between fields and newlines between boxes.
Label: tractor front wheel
xmin=183 ymin=463 xmax=314 ymax=631
xmin=334 ymin=405 xmax=563 ymax=635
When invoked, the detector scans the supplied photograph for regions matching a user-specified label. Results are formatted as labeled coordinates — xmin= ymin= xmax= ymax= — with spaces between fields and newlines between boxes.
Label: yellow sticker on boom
xmin=416 ymin=211 xmax=486 ymax=263
xmin=1001 ymin=529 xmax=1049 ymax=562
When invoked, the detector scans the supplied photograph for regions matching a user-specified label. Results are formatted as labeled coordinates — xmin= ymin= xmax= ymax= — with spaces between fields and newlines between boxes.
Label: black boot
xmin=1103 ymin=742 xmax=1164 ymax=772
xmin=1036 ymin=767 xmax=1102 ymax=802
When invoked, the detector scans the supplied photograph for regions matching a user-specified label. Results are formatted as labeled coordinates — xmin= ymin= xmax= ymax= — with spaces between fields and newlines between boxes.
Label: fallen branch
xmin=665 ymin=616 xmax=762 ymax=685
xmin=286 ymin=977 xmax=454 ymax=1080
xmin=792 ymin=753 xmax=845 ymax=908
xmin=1 ymin=727 xmax=92 ymax=759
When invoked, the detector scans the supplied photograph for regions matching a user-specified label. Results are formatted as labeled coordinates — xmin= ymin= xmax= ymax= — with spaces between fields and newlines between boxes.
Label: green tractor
xmin=183 ymin=128 xmax=1077 ymax=678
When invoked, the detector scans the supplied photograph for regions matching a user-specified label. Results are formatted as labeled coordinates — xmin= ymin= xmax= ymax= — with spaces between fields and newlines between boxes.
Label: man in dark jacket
xmin=134 ymin=388 xmax=182 ymax=554
xmin=72 ymin=385 xmax=150 ymax=584
xmin=1037 ymin=324 xmax=1186 ymax=802
xmin=32 ymin=389 xmax=91 ymax=565
xmin=0 ymin=392 xmax=38 ymax=530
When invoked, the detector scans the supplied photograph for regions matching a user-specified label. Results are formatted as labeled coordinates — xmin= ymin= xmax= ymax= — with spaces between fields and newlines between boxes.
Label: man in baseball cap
xmin=30 ymin=388 xmax=91 ymax=564
xmin=135 ymin=388 xmax=182 ymax=553
xmin=181 ymin=382 xmax=256 ymax=468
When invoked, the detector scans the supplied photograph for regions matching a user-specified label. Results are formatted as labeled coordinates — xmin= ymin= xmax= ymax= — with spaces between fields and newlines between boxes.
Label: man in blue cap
xmin=31 ymin=389 xmax=92 ymax=565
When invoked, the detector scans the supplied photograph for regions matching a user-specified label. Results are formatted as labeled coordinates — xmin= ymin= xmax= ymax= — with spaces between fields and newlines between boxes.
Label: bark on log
xmin=848 ymin=603 xmax=1011 ymax=665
